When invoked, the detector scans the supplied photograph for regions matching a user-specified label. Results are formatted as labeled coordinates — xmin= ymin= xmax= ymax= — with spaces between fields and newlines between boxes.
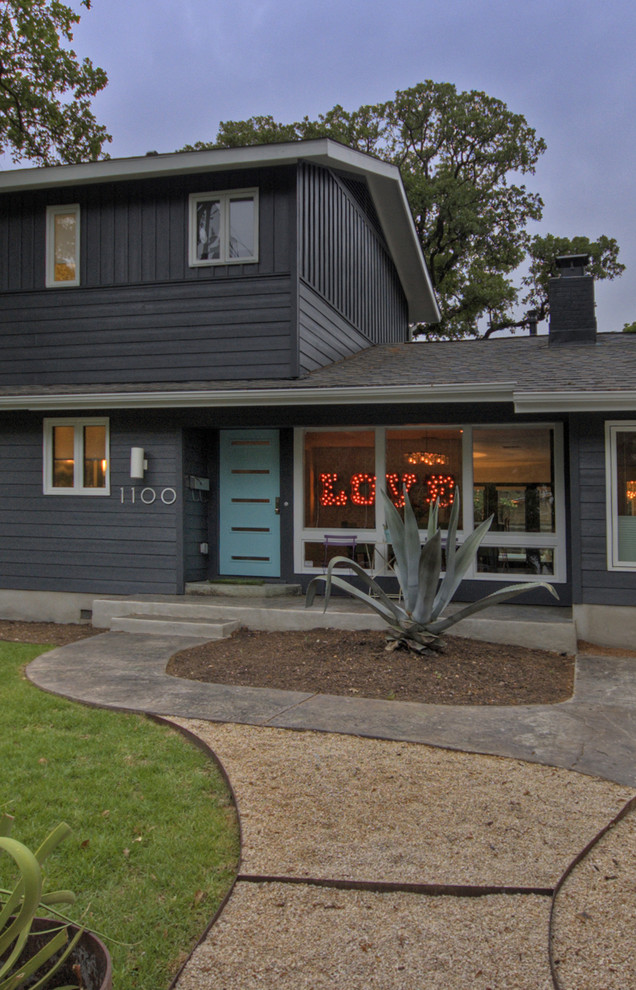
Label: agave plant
xmin=306 ymin=488 xmax=558 ymax=653
xmin=0 ymin=815 xmax=83 ymax=990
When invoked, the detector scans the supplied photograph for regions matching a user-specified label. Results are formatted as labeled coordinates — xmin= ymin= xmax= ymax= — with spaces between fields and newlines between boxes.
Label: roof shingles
xmin=0 ymin=333 xmax=634 ymax=401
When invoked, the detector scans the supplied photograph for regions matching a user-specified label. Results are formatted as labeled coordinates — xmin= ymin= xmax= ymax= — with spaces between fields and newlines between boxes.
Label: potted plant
xmin=0 ymin=816 xmax=111 ymax=990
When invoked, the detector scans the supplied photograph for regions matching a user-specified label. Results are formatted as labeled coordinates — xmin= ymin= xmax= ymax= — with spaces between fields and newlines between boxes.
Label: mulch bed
xmin=0 ymin=620 xmax=100 ymax=646
xmin=5 ymin=619 xmax=617 ymax=706
xmin=167 ymin=627 xmax=575 ymax=706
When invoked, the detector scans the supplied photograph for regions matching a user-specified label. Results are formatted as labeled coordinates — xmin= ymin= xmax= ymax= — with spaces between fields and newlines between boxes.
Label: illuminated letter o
xmin=350 ymin=473 xmax=376 ymax=506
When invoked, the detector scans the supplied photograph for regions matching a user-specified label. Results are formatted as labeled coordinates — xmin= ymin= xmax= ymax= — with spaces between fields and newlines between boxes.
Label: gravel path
xmin=172 ymin=720 xmax=635 ymax=989
xmin=551 ymin=800 xmax=636 ymax=989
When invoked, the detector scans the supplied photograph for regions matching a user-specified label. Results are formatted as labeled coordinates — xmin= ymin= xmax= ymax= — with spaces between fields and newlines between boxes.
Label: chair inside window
xmin=322 ymin=534 xmax=358 ymax=570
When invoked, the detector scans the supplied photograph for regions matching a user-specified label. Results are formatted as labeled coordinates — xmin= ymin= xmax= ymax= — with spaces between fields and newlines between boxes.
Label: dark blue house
xmin=0 ymin=140 xmax=635 ymax=648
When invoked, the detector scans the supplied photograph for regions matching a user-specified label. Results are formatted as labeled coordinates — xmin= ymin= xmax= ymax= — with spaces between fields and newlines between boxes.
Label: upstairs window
xmin=46 ymin=204 xmax=80 ymax=286
xmin=189 ymin=189 xmax=258 ymax=266
xmin=43 ymin=418 xmax=109 ymax=495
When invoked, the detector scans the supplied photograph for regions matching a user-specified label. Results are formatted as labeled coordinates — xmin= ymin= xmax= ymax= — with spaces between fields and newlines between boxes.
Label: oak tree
xmin=184 ymin=82 xmax=623 ymax=338
xmin=0 ymin=0 xmax=110 ymax=166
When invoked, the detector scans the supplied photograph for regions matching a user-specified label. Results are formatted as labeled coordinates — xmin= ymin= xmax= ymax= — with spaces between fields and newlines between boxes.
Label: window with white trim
xmin=295 ymin=423 xmax=565 ymax=581
xmin=188 ymin=189 xmax=258 ymax=266
xmin=43 ymin=419 xmax=109 ymax=495
xmin=606 ymin=422 xmax=636 ymax=569
xmin=46 ymin=205 xmax=80 ymax=287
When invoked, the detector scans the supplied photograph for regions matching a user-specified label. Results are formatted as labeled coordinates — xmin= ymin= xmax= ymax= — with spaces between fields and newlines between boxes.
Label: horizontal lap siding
xmin=0 ymin=414 xmax=182 ymax=594
xmin=298 ymin=282 xmax=372 ymax=370
xmin=297 ymin=163 xmax=408 ymax=373
xmin=571 ymin=413 xmax=636 ymax=605
xmin=0 ymin=277 xmax=293 ymax=384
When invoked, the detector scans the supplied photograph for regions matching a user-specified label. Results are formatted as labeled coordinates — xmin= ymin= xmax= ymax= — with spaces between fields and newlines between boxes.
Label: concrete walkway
xmin=25 ymin=631 xmax=636 ymax=988
xmin=26 ymin=630 xmax=636 ymax=786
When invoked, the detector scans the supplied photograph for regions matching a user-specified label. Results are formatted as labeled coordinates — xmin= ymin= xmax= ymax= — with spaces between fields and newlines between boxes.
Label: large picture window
xmin=43 ymin=419 xmax=109 ymax=495
xmin=606 ymin=423 xmax=636 ymax=569
xmin=46 ymin=204 xmax=80 ymax=287
xmin=189 ymin=189 xmax=258 ymax=266
xmin=296 ymin=424 xmax=564 ymax=581
xmin=386 ymin=427 xmax=463 ymax=528
xmin=472 ymin=426 xmax=556 ymax=576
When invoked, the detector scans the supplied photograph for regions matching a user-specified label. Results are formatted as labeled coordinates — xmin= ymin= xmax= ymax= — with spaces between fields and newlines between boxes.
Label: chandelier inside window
xmin=406 ymin=450 xmax=449 ymax=467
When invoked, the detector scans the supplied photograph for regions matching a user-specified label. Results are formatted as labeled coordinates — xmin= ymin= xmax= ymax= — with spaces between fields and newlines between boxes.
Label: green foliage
xmin=623 ymin=321 xmax=636 ymax=334
xmin=0 ymin=0 xmax=110 ymax=165
xmin=520 ymin=233 xmax=623 ymax=327
xmin=306 ymin=490 xmax=558 ymax=653
xmin=183 ymin=81 xmax=623 ymax=339
xmin=0 ymin=643 xmax=239 ymax=989
xmin=0 ymin=817 xmax=83 ymax=990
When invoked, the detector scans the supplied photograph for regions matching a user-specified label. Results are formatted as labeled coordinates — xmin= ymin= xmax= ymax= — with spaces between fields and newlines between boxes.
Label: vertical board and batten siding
xmin=0 ymin=413 xmax=183 ymax=594
xmin=0 ymin=167 xmax=297 ymax=384
xmin=570 ymin=413 xmax=636 ymax=605
xmin=182 ymin=429 xmax=210 ymax=583
xmin=297 ymin=164 xmax=408 ymax=373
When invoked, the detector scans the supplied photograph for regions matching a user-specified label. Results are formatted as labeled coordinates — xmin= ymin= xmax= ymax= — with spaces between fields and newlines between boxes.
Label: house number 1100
xmin=119 ymin=487 xmax=177 ymax=505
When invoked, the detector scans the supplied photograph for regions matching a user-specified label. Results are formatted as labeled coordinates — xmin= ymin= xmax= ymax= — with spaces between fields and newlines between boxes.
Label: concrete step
xmin=185 ymin=581 xmax=302 ymax=598
xmin=91 ymin=596 xmax=576 ymax=653
xmin=109 ymin=613 xmax=240 ymax=639
xmin=93 ymin=598 xmax=249 ymax=629
xmin=91 ymin=595 xmax=384 ymax=634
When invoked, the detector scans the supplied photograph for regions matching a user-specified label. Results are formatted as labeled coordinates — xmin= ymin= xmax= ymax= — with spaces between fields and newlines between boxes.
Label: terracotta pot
xmin=8 ymin=918 xmax=112 ymax=990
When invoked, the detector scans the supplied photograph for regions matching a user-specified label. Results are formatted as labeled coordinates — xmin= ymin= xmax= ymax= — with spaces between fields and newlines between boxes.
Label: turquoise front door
xmin=219 ymin=430 xmax=281 ymax=577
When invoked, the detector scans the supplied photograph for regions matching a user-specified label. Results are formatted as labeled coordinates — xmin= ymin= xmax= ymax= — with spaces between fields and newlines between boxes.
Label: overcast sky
xmin=43 ymin=0 xmax=636 ymax=331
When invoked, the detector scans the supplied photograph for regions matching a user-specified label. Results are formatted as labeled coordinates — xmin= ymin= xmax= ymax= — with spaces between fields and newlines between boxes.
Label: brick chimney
xmin=548 ymin=254 xmax=597 ymax=345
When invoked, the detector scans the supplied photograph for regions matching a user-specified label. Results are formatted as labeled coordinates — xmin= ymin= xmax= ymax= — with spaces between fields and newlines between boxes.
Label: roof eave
xmin=0 ymin=139 xmax=396 ymax=191
xmin=513 ymin=390 xmax=636 ymax=413
xmin=2 ymin=384 xmax=632 ymax=413
xmin=0 ymin=382 xmax=514 ymax=411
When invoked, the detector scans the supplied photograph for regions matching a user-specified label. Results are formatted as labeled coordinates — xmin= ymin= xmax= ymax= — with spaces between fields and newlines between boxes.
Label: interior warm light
xmin=386 ymin=472 xmax=417 ymax=508
xmin=319 ymin=473 xmax=347 ymax=507
xmin=425 ymin=474 xmax=455 ymax=507
xmin=318 ymin=471 xmax=455 ymax=509
xmin=406 ymin=450 xmax=448 ymax=467
xmin=627 ymin=481 xmax=636 ymax=501
xmin=350 ymin=473 xmax=376 ymax=506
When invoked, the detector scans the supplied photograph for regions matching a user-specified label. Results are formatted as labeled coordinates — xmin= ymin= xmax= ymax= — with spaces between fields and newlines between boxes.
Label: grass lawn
xmin=0 ymin=641 xmax=239 ymax=989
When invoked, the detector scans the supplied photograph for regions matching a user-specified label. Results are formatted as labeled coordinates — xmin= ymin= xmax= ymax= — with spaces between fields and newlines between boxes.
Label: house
xmin=0 ymin=140 xmax=635 ymax=649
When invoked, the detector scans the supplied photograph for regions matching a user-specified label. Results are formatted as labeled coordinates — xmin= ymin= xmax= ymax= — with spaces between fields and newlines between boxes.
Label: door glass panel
xmin=473 ymin=427 xmax=555 ymax=533
xmin=52 ymin=426 xmax=75 ymax=487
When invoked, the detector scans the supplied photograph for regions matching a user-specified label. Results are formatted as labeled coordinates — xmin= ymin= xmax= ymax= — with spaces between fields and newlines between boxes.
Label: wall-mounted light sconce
xmin=130 ymin=447 xmax=148 ymax=480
